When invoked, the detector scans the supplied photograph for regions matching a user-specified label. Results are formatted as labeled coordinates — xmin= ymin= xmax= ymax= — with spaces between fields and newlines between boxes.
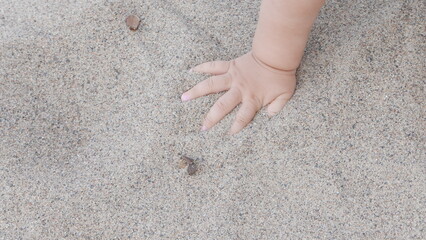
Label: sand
xmin=1 ymin=0 xmax=425 ymax=239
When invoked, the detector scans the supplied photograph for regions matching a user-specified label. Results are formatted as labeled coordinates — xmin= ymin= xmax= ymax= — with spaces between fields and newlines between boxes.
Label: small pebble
xmin=179 ymin=155 xmax=197 ymax=175
xmin=178 ymin=159 xmax=187 ymax=169
xmin=187 ymin=163 xmax=197 ymax=176
xmin=178 ymin=156 xmax=194 ymax=169
xmin=182 ymin=156 xmax=194 ymax=165
xmin=125 ymin=15 xmax=140 ymax=31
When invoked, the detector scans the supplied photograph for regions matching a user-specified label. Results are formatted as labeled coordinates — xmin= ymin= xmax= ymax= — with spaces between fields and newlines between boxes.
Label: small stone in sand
xmin=125 ymin=15 xmax=140 ymax=31
xmin=181 ymin=156 xmax=194 ymax=165
xmin=178 ymin=159 xmax=187 ymax=169
xmin=187 ymin=163 xmax=197 ymax=176
xmin=179 ymin=156 xmax=197 ymax=175
xmin=178 ymin=156 xmax=194 ymax=169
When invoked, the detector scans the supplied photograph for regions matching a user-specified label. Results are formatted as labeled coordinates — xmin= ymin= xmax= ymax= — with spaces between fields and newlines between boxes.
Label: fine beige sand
xmin=1 ymin=0 xmax=425 ymax=239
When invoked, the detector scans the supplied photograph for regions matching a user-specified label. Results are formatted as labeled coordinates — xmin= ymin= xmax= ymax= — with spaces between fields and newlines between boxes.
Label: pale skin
xmin=182 ymin=0 xmax=326 ymax=135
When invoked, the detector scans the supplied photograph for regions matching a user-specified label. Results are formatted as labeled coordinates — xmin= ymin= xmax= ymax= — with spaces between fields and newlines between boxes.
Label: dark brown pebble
xmin=187 ymin=163 xmax=197 ymax=175
xmin=125 ymin=15 xmax=140 ymax=31
xmin=182 ymin=156 xmax=194 ymax=165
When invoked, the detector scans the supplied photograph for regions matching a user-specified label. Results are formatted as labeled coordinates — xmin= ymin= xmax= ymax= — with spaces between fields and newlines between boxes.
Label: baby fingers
xmin=267 ymin=93 xmax=292 ymax=117
xmin=191 ymin=60 xmax=230 ymax=75
xmin=182 ymin=73 xmax=231 ymax=102
xmin=228 ymin=101 xmax=259 ymax=135
xmin=201 ymin=89 xmax=241 ymax=131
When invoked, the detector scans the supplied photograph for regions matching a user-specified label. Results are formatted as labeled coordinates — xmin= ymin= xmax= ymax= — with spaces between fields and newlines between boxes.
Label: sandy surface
xmin=1 ymin=0 xmax=425 ymax=239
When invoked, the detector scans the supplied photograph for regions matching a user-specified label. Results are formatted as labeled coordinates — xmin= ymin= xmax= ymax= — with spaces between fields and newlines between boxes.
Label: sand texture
xmin=1 ymin=0 xmax=425 ymax=239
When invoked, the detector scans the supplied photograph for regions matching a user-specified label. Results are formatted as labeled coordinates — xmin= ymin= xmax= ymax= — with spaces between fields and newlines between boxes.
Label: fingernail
xmin=181 ymin=93 xmax=190 ymax=102
xmin=188 ymin=68 xmax=193 ymax=73
xmin=200 ymin=125 xmax=208 ymax=131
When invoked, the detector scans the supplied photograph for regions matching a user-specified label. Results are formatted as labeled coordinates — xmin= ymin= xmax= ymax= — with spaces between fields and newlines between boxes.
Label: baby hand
xmin=182 ymin=51 xmax=296 ymax=135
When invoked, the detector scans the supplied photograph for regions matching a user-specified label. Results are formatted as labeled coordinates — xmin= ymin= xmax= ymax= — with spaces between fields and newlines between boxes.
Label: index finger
xmin=191 ymin=60 xmax=230 ymax=75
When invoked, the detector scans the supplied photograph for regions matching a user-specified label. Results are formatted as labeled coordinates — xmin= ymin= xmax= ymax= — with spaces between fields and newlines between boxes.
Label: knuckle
xmin=254 ymin=99 xmax=263 ymax=108
xmin=216 ymin=100 xmax=228 ymax=113
xmin=206 ymin=77 xmax=215 ymax=91
xmin=246 ymin=98 xmax=261 ymax=109
xmin=203 ymin=115 xmax=214 ymax=126
xmin=224 ymin=74 xmax=232 ymax=86
xmin=235 ymin=89 xmax=243 ymax=100
xmin=235 ymin=115 xmax=249 ymax=126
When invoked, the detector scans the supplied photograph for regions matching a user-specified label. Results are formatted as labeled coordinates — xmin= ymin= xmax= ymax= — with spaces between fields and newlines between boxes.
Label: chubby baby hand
xmin=182 ymin=52 xmax=296 ymax=135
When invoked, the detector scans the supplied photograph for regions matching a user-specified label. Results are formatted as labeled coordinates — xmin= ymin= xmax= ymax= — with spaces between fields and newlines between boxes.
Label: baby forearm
xmin=252 ymin=0 xmax=325 ymax=71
